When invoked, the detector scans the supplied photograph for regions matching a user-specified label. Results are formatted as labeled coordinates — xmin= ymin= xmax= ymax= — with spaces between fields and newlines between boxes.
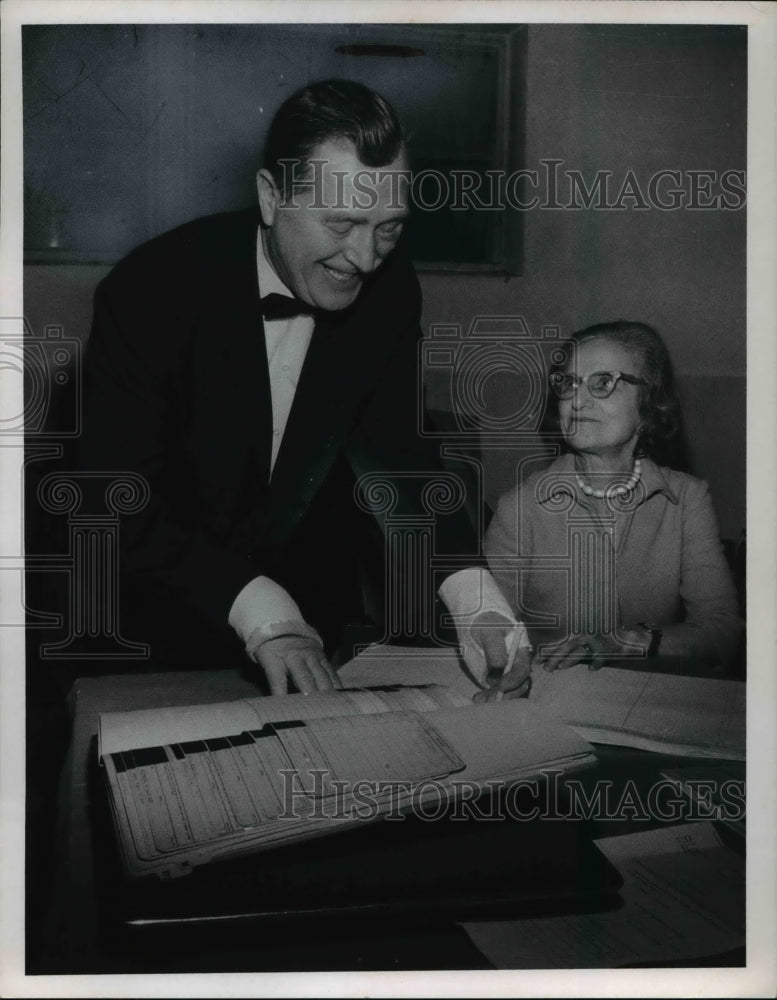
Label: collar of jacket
xmin=536 ymin=452 xmax=680 ymax=506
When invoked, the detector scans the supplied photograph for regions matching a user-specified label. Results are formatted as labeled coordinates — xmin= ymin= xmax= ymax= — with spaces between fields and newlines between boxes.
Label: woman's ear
xmin=256 ymin=169 xmax=280 ymax=227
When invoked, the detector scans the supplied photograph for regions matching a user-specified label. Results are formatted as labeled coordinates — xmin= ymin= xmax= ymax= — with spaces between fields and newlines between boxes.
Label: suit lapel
xmin=221 ymin=236 xmax=413 ymax=552
xmin=266 ymin=304 xmax=381 ymax=547
xmin=194 ymin=210 xmax=273 ymax=487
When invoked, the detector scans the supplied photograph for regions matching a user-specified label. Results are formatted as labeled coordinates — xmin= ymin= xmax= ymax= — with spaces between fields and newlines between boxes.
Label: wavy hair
xmin=263 ymin=79 xmax=407 ymax=198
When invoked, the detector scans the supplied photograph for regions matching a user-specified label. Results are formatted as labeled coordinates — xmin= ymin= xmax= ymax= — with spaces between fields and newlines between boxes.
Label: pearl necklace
xmin=576 ymin=458 xmax=642 ymax=499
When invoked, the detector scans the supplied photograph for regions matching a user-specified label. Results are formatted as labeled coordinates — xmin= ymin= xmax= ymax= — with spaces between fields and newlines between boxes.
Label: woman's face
xmin=559 ymin=338 xmax=644 ymax=461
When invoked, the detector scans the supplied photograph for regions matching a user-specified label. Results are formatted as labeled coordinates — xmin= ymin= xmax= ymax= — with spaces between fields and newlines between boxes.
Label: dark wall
xmin=24 ymin=22 xmax=747 ymax=539
xmin=23 ymin=22 xmax=518 ymax=267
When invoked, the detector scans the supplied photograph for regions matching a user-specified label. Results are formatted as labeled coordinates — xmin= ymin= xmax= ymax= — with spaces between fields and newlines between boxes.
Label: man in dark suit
xmin=77 ymin=79 xmax=531 ymax=695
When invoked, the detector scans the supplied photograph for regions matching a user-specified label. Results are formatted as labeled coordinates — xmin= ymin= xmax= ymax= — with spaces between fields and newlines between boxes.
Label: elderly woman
xmin=483 ymin=320 xmax=742 ymax=694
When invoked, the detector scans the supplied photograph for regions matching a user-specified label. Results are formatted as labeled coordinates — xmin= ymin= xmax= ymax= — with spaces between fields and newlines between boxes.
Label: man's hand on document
xmin=470 ymin=611 xmax=534 ymax=703
xmin=251 ymin=635 xmax=342 ymax=696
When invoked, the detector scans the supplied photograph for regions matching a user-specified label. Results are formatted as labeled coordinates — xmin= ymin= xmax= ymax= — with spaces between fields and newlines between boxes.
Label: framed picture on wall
xmin=23 ymin=22 xmax=526 ymax=273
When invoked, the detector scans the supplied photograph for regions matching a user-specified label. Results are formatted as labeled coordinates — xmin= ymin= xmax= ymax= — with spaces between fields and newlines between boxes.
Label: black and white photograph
xmin=1 ymin=1 xmax=775 ymax=995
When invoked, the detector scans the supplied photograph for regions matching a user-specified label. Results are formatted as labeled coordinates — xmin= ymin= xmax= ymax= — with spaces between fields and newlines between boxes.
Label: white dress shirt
xmin=255 ymin=231 xmax=315 ymax=472
xmin=228 ymin=229 xmax=527 ymax=682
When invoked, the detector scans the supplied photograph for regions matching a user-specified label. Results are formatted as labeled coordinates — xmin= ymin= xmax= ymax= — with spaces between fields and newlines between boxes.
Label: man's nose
xmin=343 ymin=228 xmax=379 ymax=273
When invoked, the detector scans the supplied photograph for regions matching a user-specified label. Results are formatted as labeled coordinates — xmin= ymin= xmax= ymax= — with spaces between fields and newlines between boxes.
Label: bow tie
xmin=260 ymin=292 xmax=317 ymax=321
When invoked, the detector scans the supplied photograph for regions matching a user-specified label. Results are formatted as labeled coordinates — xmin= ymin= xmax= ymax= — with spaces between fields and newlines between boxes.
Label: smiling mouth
xmin=322 ymin=263 xmax=360 ymax=284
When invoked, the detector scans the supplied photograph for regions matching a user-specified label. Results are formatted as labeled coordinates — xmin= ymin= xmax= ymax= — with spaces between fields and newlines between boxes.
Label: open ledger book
xmin=98 ymin=646 xmax=744 ymax=881
xmin=98 ymin=669 xmax=596 ymax=881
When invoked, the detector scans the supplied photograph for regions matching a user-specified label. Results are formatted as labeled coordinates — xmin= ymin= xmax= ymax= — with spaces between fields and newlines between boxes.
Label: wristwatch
xmin=637 ymin=623 xmax=663 ymax=657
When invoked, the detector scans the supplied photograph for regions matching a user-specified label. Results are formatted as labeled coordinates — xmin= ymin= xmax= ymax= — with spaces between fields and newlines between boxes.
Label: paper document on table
xmin=338 ymin=644 xmax=477 ymax=696
xmin=528 ymin=665 xmax=745 ymax=758
xmin=98 ymin=682 xmax=468 ymax=758
xmin=462 ymin=822 xmax=744 ymax=968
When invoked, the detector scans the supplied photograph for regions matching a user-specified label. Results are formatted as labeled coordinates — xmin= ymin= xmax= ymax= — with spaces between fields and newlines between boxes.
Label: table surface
xmin=31 ymin=660 xmax=745 ymax=975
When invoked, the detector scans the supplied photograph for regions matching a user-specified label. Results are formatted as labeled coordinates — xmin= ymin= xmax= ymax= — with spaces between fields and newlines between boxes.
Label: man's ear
xmin=256 ymin=168 xmax=280 ymax=226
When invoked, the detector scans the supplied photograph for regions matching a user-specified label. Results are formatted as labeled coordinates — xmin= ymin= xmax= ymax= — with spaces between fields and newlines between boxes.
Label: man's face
xmin=257 ymin=139 xmax=410 ymax=311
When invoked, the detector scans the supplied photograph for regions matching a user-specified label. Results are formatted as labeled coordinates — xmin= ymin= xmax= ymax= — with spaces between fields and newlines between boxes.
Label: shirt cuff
xmin=437 ymin=567 xmax=523 ymax=630
xmin=438 ymin=567 xmax=530 ymax=685
xmin=228 ymin=576 xmax=323 ymax=656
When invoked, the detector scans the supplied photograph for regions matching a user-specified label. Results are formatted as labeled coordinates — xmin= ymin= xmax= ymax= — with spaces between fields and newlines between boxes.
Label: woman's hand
xmin=537 ymin=628 xmax=647 ymax=673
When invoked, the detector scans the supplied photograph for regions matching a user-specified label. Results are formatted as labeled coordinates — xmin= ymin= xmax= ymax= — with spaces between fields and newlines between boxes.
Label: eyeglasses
xmin=548 ymin=370 xmax=646 ymax=400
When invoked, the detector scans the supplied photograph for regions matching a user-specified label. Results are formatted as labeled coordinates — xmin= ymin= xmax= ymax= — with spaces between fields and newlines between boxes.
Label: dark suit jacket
xmin=76 ymin=210 xmax=479 ymax=662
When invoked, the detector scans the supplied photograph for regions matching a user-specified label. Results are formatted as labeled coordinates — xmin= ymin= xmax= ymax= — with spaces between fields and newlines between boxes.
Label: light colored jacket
xmin=484 ymin=453 xmax=742 ymax=662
